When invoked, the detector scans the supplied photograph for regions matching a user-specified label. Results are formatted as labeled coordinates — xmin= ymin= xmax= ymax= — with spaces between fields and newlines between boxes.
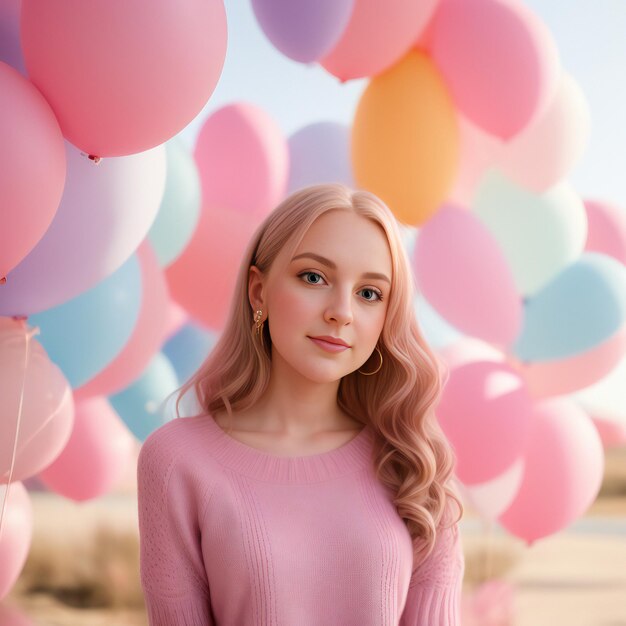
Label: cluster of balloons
xmin=251 ymin=0 xmax=626 ymax=547
xmin=0 ymin=0 xmax=227 ymax=603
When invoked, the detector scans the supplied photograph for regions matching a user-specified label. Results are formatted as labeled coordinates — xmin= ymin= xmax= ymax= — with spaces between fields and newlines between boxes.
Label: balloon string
xmin=0 ymin=322 xmax=35 ymax=543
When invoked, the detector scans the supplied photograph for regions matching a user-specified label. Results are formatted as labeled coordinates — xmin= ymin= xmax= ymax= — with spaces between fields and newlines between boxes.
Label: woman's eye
xmin=297 ymin=271 xmax=384 ymax=302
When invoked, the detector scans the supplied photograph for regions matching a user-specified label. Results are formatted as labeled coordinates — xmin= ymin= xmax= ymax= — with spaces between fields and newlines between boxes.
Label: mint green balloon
xmin=148 ymin=138 xmax=201 ymax=267
xmin=474 ymin=169 xmax=587 ymax=297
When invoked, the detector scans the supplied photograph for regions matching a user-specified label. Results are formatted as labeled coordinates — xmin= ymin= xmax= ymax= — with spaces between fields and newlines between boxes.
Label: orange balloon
xmin=352 ymin=50 xmax=459 ymax=226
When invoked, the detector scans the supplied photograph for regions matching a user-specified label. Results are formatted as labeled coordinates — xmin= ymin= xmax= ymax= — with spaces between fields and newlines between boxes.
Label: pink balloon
xmin=37 ymin=396 xmax=135 ymax=502
xmin=194 ymin=103 xmax=288 ymax=217
xmin=498 ymin=72 xmax=590 ymax=191
xmin=508 ymin=323 xmax=626 ymax=399
xmin=428 ymin=0 xmax=560 ymax=139
xmin=584 ymin=199 xmax=626 ymax=265
xmin=0 ymin=319 xmax=74 ymax=484
xmin=165 ymin=206 xmax=260 ymax=331
xmin=437 ymin=361 xmax=533 ymax=485
xmin=498 ymin=398 xmax=604 ymax=545
xmin=437 ymin=337 xmax=506 ymax=373
xmin=412 ymin=204 xmax=523 ymax=346
xmin=0 ymin=61 xmax=66 ymax=281
xmin=0 ymin=604 xmax=34 ymax=626
xmin=589 ymin=410 xmax=626 ymax=449
xmin=0 ymin=482 xmax=33 ymax=601
xmin=74 ymin=241 xmax=170 ymax=398
xmin=20 ymin=0 xmax=227 ymax=157
xmin=320 ymin=0 xmax=439 ymax=81
xmin=163 ymin=299 xmax=189 ymax=342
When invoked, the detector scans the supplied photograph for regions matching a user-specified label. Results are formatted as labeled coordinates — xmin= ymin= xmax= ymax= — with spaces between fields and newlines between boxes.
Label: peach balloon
xmin=194 ymin=103 xmax=289 ymax=217
xmin=498 ymin=398 xmax=604 ymax=545
xmin=20 ymin=0 xmax=227 ymax=157
xmin=37 ymin=396 xmax=135 ymax=502
xmin=352 ymin=50 xmax=459 ymax=225
xmin=584 ymin=199 xmax=626 ymax=265
xmin=0 ymin=320 xmax=74 ymax=484
xmin=74 ymin=240 xmax=170 ymax=398
xmin=499 ymin=72 xmax=590 ymax=192
xmin=320 ymin=0 xmax=439 ymax=80
xmin=0 ymin=482 xmax=32 ymax=601
xmin=165 ymin=206 xmax=260 ymax=331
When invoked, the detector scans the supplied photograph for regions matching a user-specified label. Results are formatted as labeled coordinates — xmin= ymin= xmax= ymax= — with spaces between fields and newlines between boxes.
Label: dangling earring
xmin=254 ymin=309 xmax=265 ymax=338
xmin=358 ymin=345 xmax=383 ymax=375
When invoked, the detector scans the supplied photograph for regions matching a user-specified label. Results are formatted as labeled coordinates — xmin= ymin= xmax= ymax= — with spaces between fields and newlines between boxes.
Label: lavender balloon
xmin=0 ymin=140 xmax=165 ymax=316
xmin=287 ymin=121 xmax=354 ymax=194
xmin=252 ymin=0 xmax=354 ymax=63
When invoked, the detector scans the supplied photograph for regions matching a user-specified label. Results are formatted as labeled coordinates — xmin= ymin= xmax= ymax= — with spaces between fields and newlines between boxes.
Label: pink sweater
xmin=137 ymin=413 xmax=465 ymax=625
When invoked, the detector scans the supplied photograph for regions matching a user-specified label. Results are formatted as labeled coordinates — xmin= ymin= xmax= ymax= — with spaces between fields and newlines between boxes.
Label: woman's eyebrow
xmin=291 ymin=252 xmax=391 ymax=284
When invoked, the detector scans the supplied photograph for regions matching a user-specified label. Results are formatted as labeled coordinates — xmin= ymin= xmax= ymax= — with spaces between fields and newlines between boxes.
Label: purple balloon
xmin=252 ymin=0 xmax=355 ymax=63
xmin=287 ymin=121 xmax=354 ymax=193
xmin=0 ymin=0 xmax=26 ymax=75
xmin=0 ymin=140 xmax=165 ymax=316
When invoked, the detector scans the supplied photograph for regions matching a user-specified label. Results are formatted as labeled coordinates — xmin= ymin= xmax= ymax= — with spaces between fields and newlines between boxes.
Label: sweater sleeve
xmin=137 ymin=432 xmax=216 ymax=626
xmin=399 ymin=520 xmax=465 ymax=625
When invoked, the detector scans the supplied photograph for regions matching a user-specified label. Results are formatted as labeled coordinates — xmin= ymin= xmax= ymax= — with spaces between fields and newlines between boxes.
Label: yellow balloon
xmin=352 ymin=50 xmax=459 ymax=226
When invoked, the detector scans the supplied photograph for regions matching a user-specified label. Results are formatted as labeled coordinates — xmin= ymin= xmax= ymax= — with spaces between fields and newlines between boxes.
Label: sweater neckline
xmin=198 ymin=411 xmax=374 ymax=483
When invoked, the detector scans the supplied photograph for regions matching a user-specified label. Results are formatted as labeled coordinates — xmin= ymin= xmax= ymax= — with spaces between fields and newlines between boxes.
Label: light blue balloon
xmin=148 ymin=138 xmax=201 ymax=267
xmin=287 ymin=121 xmax=354 ymax=194
xmin=163 ymin=322 xmax=215 ymax=383
xmin=414 ymin=293 xmax=464 ymax=350
xmin=29 ymin=254 xmax=141 ymax=388
xmin=109 ymin=352 xmax=180 ymax=442
xmin=513 ymin=252 xmax=626 ymax=361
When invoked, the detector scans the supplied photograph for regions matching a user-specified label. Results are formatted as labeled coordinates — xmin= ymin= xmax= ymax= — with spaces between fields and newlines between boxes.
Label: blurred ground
xmin=2 ymin=444 xmax=625 ymax=626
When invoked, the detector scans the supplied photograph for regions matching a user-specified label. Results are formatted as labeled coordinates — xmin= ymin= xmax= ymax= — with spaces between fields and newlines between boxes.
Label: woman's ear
xmin=248 ymin=265 xmax=265 ymax=313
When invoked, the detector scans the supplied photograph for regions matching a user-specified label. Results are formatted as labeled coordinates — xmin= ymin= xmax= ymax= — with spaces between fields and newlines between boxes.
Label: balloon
xmin=498 ymin=398 xmax=604 ymax=545
xmin=0 ymin=482 xmax=32 ymax=601
xmin=287 ymin=122 xmax=354 ymax=193
xmin=413 ymin=292 xmax=464 ymax=351
xmin=498 ymin=72 xmax=591 ymax=192
xmin=589 ymin=411 xmax=626 ymax=449
xmin=20 ymin=0 xmax=227 ymax=157
xmin=412 ymin=204 xmax=522 ymax=346
xmin=194 ymin=103 xmax=288 ymax=217
xmin=459 ymin=458 xmax=524 ymax=521
xmin=572 ymin=350 xmax=626 ymax=425
xmin=0 ymin=141 xmax=165 ymax=316
xmin=74 ymin=241 xmax=170 ymax=398
xmin=448 ymin=116 xmax=502 ymax=206
xmin=436 ymin=361 xmax=533 ymax=485
xmin=37 ymin=396 xmax=135 ymax=501
xmin=352 ymin=50 xmax=459 ymax=225
xmin=252 ymin=0 xmax=354 ymax=63
xmin=473 ymin=169 xmax=587 ymax=297
xmin=0 ymin=603 xmax=34 ymax=626
xmin=437 ymin=337 xmax=506 ymax=372
xmin=0 ymin=319 xmax=74 ymax=484
xmin=163 ymin=322 xmax=215 ymax=383
xmin=512 ymin=253 xmax=626 ymax=361
xmin=584 ymin=199 xmax=626 ymax=265
xmin=164 ymin=299 xmax=189 ymax=342
xmin=0 ymin=62 xmax=66 ymax=282
xmin=28 ymin=254 xmax=142 ymax=389
xmin=148 ymin=139 xmax=202 ymax=267
xmin=0 ymin=0 xmax=26 ymax=74
xmin=165 ymin=206 xmax=260 ymax=330
xmin=109 ymin=352 xmax=179 ymax=442
xmin=427 ymin=0 xmax=560 ymax=139
xmin=508 ymin=324 xmax=626 ymax=399
xmin=320 ymin=0 xmax=438 ymax=80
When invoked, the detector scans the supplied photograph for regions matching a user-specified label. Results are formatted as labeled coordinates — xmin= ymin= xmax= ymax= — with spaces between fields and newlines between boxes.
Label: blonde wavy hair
xmin=171 ymin=182 xmax=463 ymax=569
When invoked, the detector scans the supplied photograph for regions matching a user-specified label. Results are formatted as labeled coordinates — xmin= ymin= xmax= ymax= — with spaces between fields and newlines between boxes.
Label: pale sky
xmin=180 ymin=0 xmax=626 ymax=209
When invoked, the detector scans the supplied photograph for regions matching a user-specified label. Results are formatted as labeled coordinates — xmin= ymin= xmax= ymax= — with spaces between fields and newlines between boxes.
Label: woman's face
xmin=250 ymin=210 xmax=393 ymax=383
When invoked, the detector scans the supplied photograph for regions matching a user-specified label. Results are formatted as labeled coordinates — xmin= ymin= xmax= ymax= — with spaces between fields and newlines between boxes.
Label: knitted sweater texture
xmin=137 ymin=413 xmax=465 ymax=625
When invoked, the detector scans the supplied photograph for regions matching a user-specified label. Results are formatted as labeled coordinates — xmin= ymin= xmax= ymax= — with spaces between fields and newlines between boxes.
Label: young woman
xmin=137 ymin=183 xmax=465 ymax=625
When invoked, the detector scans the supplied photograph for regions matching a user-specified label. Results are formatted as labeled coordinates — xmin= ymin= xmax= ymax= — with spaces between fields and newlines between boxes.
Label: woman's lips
xmin=308 ymin=337 xmax=350 ymax=352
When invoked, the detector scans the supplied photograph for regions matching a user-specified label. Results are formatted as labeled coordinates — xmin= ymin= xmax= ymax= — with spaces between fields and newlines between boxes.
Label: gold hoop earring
xmin=254 ymin=309 xmax=265 ymax=338
xmin=358 ymin=345 xmax=382 ymax=375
